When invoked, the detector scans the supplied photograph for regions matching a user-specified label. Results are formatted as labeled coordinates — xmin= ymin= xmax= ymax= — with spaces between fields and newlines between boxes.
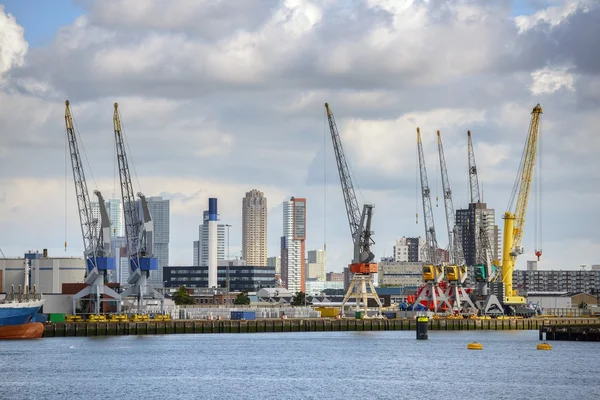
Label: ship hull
xmin=0 ymin=299 xmax=44 ymax=327
xmin=0 ymin=322 xmax=44 ymax=339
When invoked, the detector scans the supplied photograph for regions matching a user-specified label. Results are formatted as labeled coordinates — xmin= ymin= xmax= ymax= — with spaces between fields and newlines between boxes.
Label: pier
xmin=540 ymin=320 xmax=600 ymax=341
xmin=42 ymin=317 xmax=598 ymax=337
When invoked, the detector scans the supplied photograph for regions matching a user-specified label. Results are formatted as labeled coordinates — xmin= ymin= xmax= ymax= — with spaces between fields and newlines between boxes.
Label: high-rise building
xmin=111 ymin=236 xmax=128 ymax=284
xmin=456 ymin=202 xmax=499 ymax=266
xmin=242 ymin=190 xmax=268 ymax=266
xmin=267 ymin=256 xmax=281 ymax=275
xmin=196 ymin=211 xmax=226 ymax=266
xmin=394 ymin=237 xmax=425 ymax=262
xmin=146 ymin=196 xmax=170 ymax=286
xmin=280 ymin=197 xmax=306 ymax=293
xmin=91 ymin=198 xmax=123 ymax=240
xmin=307 ymin=249 xmax=326 ymax=281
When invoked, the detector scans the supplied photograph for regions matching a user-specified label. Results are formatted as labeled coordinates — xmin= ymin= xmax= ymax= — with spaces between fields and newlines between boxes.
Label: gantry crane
xmin=437 ymin=130 xmax=475 ymax=311
xmin=325 ymin=103 xmax=382 ymax=317
xmin=113 ymin=103 xmax=163 ymax=312
xmin=65 ymin=100 xmax=121 ymax=315
xmin=468 ymin=130 xmax=504 ymax=314
xmin=501 ymin=104 xmax=543 ymax=306
xmin=413 ymin=128 xmax=451 ymax=312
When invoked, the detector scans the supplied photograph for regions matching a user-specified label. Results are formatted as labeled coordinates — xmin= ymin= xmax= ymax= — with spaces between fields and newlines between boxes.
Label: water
xmin=1 ymin=330 xmax=598 ymax=400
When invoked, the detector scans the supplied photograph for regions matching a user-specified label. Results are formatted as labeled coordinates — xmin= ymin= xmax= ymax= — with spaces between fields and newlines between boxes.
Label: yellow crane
xmin=501 ymin=104 xmax=543 ymax=305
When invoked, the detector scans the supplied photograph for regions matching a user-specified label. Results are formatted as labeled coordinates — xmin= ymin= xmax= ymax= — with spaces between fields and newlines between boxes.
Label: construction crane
xmin=436 ymin=130 xmax=475 ymax=311
xmin=113 ymin=103 xmax=163 ymax=312
xmin=467 ymin=130 xmax=504 ymax=314
xmin=501 ymin=104 xmax=543 ymax=306
xmin=65 ymin=100 xmax=121 ymax=315
xmin=413 ymin=128 xmax=451 ymax=312
xmin=325 ymin=103 xmax=382 ymax=318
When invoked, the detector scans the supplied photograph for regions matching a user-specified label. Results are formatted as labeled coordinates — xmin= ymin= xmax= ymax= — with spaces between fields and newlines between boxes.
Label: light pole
xmin=225 ymin=224 xmax=232 ymax=304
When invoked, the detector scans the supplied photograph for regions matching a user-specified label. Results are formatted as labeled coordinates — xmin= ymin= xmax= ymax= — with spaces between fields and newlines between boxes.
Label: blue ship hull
xmin=0 ymin=303 xmax=43 ymax=327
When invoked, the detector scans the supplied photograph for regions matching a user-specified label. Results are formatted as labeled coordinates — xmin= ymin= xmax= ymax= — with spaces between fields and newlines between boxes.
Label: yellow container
xmin=316 ymin=307 xmax=339 ymax=318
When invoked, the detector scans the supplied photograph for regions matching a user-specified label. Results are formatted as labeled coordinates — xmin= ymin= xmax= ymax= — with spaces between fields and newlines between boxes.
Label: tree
xmin=234 ymin=292 xmax=251 ymax=305
xmin=578 ymin=301 xmax=588 ymax=309
xmin=292 ymin=291 xmax=306 ymax=306
xmin=172 ymin=286 xmax=194 ymax=305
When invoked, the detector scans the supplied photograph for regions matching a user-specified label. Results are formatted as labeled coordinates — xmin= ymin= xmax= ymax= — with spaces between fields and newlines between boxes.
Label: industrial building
xmin=242 ymin=189 xmax=268 ymax=266
xmin=0 ymin=250 xmax=85 ymax=294
xmin=146 ymin=196 xmax=170 ymax=286
xmin=280 ymin=197 xmax=306 ymax=293
xmin=164 ymin=262 xmax=276 ymax=292
xmin=377 ymin=261 xmax=423 ymax=288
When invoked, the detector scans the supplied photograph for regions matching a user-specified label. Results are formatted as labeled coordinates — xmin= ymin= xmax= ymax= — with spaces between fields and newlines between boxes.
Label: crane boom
xmin=65 ymin=100 xmax=97 ymax=261
xmin=417 ymin=128 xmax=440 ymax=264
xmin=437 ymin=130 xmax=463 ymax=265
xmin=467 ymin=130 xmax=481 ymax=204
xmin=501 ymin=104 xmax=542 ymax=301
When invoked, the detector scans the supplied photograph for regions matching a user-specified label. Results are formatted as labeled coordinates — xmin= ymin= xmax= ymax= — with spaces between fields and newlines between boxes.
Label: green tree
xmin=292 ymin=291 xmax=306 ymax=306
xmin=172 ymin=286 xmax=194 ymax=305
xmin=234 ymin=291 xmax=251 ymax=305
xmin=578 ymin=301 xmax=588 ymax=309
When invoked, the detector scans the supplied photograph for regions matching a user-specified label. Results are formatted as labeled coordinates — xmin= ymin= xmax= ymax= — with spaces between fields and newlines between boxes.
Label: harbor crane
xmin=468 ymin=130 xmax=504 ymax=314
xmin=436 ymin=131 xmax=475 ymax=311
xmin=501 ymin=104 xmax=543 ymax=306
xmin=113 ymin=103 xmax=164 ymax=312
xmin=413 ymin=128 xmax=451 ymax=312
xmin=325 ymin=103 xmax=382 ymax=318
xmin=65 ymin=100 xmax=121 ymax=315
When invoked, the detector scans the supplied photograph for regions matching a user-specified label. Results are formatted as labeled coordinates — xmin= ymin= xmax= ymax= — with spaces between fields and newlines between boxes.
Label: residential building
xmin=281 ymin=197 xmax=306 ymax=293
xmin=146 ymin=196 xmax=170 ymax=286
xmin=242 ymin=189 xmax=267 ymax=266
xmin=164 ymin=262 xmax=276 ymax=292
xmin=394 ymin=237 xmax=425 ymax=262
xmin=267 ymin=256 xmax=281 ymax=275
xmin=456 ymin=202 xmax=499 ymax=266
xmin=513 ymin=269 xmax=600 ymax=295
xmin=326 ymin=272 xmax=344 ymax=282
xmin=195 ymin=211 xmax=226 ymax=266
xmin=377 ymin=261 xmax=424 ymax=288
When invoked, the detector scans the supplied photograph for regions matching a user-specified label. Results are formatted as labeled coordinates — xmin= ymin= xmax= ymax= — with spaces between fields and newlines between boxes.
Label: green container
xmin=355 ymin=311 xmax=365 ymax=319
xmin=49 ymin=313 xmax=66 ymax=323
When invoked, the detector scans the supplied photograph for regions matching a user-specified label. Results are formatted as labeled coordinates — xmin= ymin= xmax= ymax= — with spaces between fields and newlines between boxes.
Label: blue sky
xmin=2 ymin=0 xmax=83 ymax=46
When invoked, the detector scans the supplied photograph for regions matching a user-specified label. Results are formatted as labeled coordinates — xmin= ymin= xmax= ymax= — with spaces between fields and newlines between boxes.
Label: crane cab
xmin=350 ymin=263 xmax=378 ymax=274
xmin=446 ymin=266 xmax=459 ymax=282
xmin=422 ymin=265 xmax=435 ymax=281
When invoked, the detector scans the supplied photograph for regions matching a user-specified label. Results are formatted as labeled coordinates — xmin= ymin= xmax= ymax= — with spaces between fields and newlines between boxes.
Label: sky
xmin=0 ymin=0 xmax=598 ymax=273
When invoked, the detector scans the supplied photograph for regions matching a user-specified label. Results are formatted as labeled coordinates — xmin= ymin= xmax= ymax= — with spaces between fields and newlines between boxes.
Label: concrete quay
xmin=540 ymin=320 xmax=600 ymax=341
xmin=42 ymin=317 xmax=598 ymax=337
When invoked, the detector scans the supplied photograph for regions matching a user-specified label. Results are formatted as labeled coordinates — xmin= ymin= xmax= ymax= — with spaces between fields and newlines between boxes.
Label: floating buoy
xmin=467 ymin=342 xmax=483 ymax=350
xmin=537 ymin=342 xmax=552 ymax=350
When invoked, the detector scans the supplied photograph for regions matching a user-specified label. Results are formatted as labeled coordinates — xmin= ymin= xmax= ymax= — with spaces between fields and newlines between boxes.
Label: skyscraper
xmin=307 ymin=249 xmax=326 ymax=281
xmin=195 ymin=211 xmax=226 ymax=266
xmin=91 ymin=198 xmax=123 ymax=240
xmin=456 ymin=202 xmax=499 ymax=266
xmin=281 ymin=197 xmax=306 ymax=293
xmin=146 ymin=196 xmax=170 ymax=286
xmin=242 ymin=190 xmax=267 ymax=266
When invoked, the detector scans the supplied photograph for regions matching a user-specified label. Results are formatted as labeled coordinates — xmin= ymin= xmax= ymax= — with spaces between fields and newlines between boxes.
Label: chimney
xmin=43 ymin=249 xmax=48 ymax=258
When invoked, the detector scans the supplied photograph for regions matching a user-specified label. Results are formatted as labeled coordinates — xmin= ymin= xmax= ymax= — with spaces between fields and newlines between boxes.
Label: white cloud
xmin=514 ymin=0 xmax=591 ymax=33
xmin=530 ymin=66 xmax=575 ymax=95
xmin=0 ymin=5 xmax=28 ymax=81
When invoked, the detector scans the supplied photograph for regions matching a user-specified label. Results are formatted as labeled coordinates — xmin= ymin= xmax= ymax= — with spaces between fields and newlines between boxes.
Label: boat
xmin=0 ymin=258 xmax=45 ymax=339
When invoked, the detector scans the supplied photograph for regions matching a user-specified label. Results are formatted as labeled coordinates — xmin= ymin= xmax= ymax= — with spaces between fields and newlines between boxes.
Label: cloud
xmin=0 ymin=5 xmax=28 ymax=82
xmin=530 ymin=66 xmax=575 ymax=95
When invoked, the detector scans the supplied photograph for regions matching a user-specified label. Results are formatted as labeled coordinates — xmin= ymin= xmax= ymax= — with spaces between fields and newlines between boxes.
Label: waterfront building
xmin=377 ymin=261 xmax=424 ymax=288
xmin=281 ymin=197 xmax=306 ymax=293
xmin=242 ymin=190 xmax=267 ymax=266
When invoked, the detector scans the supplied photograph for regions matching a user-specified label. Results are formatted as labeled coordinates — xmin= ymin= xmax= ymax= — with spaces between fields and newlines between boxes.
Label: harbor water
xmin=1 ymin=330 xmax=598 ymax=400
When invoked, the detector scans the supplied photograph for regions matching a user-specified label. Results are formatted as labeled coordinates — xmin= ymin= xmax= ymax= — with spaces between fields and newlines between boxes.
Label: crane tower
xmin=325 ymin=103 xmax=382 ymax=318
xmin=65 ymin=100 xmax=121 ymax=315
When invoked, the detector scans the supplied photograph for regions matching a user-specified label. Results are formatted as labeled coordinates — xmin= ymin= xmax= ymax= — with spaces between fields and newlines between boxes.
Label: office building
xmin=146 ymin=196 xmax=170 ymax=286
xmin=91 ymin=198 xmax=123 ymax=240
xmin=164 ymin=262 xmax=276 ymax=292
xmin=242 ymin=189 xmax=267 ymax=266
xmin=456 ymin=202 xmax=499 ymax=266
xmin=326 ymin=272 xmax=344 ymax=282
xmin=281 ymin=197 xmax=306 ymax=293
xmin=307 ymin=249 xmax=326 ymax=281
xmin=394 ymin=237 xmax=425 ymax=262
xmin=267 ymin=256 xmax=281 ymax=275
xmin=111 ymin=236 xmax=128 ymax=284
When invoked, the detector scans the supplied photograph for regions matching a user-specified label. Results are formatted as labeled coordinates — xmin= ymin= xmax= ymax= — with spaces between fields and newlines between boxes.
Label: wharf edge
xmin=42 ymin=317 xmax=599 ymax=337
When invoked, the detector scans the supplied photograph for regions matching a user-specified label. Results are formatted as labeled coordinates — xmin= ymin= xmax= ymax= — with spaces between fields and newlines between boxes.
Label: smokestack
xmin=43 ymin=249 xmax=48 ymax=258
xmin=208 ymin=198 xmax=218 ymax=288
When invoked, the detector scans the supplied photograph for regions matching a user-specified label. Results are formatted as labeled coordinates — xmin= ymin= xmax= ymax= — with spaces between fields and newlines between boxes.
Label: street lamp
xmin=225 ymin=224 xmax=232 ymax=304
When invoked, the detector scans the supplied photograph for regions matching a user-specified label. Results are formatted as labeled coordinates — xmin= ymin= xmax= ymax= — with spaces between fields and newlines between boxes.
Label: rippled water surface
xmin=1 ymin=330 xmax=598 ymax=400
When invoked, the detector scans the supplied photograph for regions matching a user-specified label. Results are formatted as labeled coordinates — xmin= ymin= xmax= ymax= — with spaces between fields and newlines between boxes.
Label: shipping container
xmin=315 ymin=307 xmax=339 ymax=318
xmin=355 ymin=311 xmax=365 ymax=319
xmin=231 ymin=311 xmax=256 ymax=320
xmin=48 ymin=313 xmax=65 ymax=323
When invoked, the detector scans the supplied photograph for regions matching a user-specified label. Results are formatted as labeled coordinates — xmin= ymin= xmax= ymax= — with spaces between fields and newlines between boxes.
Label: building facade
xmin=91 ymin=198 xmax=123 ymax=240
xmin=146 ymin=196 xmax=170 ymax=286
xmin=377 ymin=261 xmax=423 ymax=288
xmin=164 ymin=263 xmax=276 ymax=292
xmin=513 ymin=269 xmax=600 ymax=295
xmin=242 ymin=189 xmax=267 ymax=266
xmin=326 ymin=272 xmax=344 ymax=282
xmin=267 ymin=256 xmax=281 ymax=275
xmin=281 ymin=197 xmax=306 ymax=293
xmin=307 ymin=249 xmax=326 ymax=281
xmin=456 ymin=202 xmax=499 ymax=266
xmin=195 ymin=211 xmax=226 ymax=267
xmin=394 ymin=237 xmax=425 ymax=262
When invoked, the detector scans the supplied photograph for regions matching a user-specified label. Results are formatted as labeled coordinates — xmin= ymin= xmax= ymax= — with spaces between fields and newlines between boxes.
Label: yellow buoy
xmin=537 ymin=342 xmax=552 ymax=350
xmin=467 ymin=342 xmax=483 ymax=350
